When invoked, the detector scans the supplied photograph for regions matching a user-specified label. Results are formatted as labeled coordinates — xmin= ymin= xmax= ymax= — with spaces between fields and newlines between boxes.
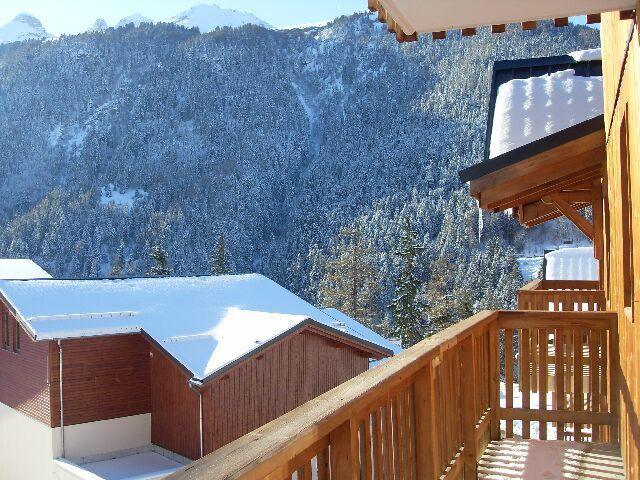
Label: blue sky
xmin=0 ymin=0 xmax=366 ymax=35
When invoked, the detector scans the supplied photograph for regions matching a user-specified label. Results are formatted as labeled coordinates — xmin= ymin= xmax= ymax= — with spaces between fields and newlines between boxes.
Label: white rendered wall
xmin=0 ymin=401 xmax=60 ymax=479
xmin=63 ymin=413 xmax=151 ymax=461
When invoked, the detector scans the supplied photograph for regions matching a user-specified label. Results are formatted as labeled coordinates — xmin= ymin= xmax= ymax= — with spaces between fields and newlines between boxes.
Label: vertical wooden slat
xmin=589 ymin=330 xmax=600 ymax=442
xmin=573 ymin=328 xmax=584 ymax=441
xmin=505 ymin=328 xmax=514 ymax=438
xmin=372 ymin=409 xmax=383 ymax=480
xmin=521 ymin=328 xmax=531 ymax=439
xmin=392 ymin=394 xmax=403 ymax=480
xmin=364 ymin=416 xmax=373 ymax=480
xmin=555 ymin=328 xmax=565 ymax=440
xmin=406 ymin=387 xmax=417 ymax=480
xmin=384 ymin=402 xmax=394 ymax=480
xmin=600 ymin=329 xmax=609 ymax=442
xmin=608 ymin=318 xmax=619 ymax=444
xmin=489 ymin=323 xmax=500 ymax=440
xmin=539 ymin=328 xmax=548 ymax=440
xmin=317 ymin=449 xmax=329 ymax=480
xmin=460 ymin=336 xmax=478 ymax=479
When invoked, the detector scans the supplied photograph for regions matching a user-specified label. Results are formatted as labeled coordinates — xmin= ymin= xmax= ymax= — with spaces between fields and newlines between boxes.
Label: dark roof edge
xmin=493 ymin=53 xmax=600 ymax=72
xmin=460 ymin=114 xmax=604 ymax=183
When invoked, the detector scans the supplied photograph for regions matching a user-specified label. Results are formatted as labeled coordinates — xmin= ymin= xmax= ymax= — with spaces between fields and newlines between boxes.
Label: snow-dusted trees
xmin=317 ymin=226 xmax=381 ymax=328
xmin=389 ymin=218 xmax=426 ymax=348
xmin=148 ymin=246 xmax=172 ymax=276
xmin=209 ymin=234 xmax=230 ymax=275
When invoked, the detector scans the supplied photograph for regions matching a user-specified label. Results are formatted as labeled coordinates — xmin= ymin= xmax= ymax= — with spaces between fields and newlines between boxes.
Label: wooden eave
xmin=367 ymin=0 xmax=635 ymax=41
xmin=465 ymin=126 xmax=605 ymax=231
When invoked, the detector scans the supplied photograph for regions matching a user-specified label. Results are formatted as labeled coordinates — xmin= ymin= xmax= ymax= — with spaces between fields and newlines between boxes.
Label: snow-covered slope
xmin=0 ymin=13 xmax=50 ymax=45
xmin=116 ymin=14 xmax=152 ymax=28
xmin=170 ymin=4 xmax=270 ymax=32
xmin=88 ymin=18 xmax=108 ymax=32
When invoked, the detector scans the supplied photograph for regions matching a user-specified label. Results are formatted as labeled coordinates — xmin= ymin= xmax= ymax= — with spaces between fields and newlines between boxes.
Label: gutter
xmin=58 ymin=340 xmax=65 ymax=458
xmin=188 ymin=378 xmax=204 ymax=458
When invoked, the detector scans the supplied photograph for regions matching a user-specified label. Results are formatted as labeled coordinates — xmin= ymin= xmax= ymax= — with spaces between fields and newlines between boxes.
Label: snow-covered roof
xmin=545 ymin=247 xmax=598 ymax=281
xmin=0 ymin=259 xmax=52 ymax=280
xmin=490 ymin=49 xmax=603 ymax=159
xmin=322 ymin=308 xmax=403 ymax=356
xmin=0 ymin=274 xmax=393 ymax=381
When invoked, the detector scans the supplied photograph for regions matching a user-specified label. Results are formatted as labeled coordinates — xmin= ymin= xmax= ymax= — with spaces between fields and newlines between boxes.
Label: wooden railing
xmin=168 ymin=310 xmax=618 ymax=480
xmin=518 ymin=279 xmax=605 ymax=312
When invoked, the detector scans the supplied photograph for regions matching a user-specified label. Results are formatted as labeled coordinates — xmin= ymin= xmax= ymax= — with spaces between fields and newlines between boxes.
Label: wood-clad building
xmin=0 ymin=274 xmax=396 ymax=479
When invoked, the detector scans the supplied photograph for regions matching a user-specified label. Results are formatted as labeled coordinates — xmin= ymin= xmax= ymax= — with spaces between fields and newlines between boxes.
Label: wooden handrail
xmin=519 ymin=279 xmax=600 ymax=292
xmin=167 ymin=309 xmax=618 ymax=480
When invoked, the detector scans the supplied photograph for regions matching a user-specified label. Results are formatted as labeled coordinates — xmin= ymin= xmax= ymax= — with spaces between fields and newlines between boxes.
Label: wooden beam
xmin=544 ymin=193 xmax=594 ymax=241
xmin=461 ymin=27 xmax=476 ymax=37
xmin=592 ymin=179 xmax=605 ymax=263
xmin=586 ymin=13 xmax=601 ymax=24
xmin=432 ymin=31 xmax=446 ymax=40
xmin=367 ymin=0 xmax=379 ymax=12
xmin=491 ymin=24 xmax=506 ymax=33
xmin=619 ymin=10 xmax=635 ymax=20
xmin=521 ymin=20 xmax=537 ymax=30
xmin=553 ymin=17 xmax=569 ymax=27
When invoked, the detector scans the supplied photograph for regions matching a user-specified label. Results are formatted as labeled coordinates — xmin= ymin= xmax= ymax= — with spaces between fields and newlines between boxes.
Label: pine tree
xmin=389 ymin=218 xmax=426 ymax=348
xmin=148 ymin=246 xmax=172 ymax=276
xmin=110 ymin=242 xmax=125 ymax=277
xmin=317 ymin=225 xmax=381 ymax=328
xmin=209 ymin=234 xmax=230 ymax=275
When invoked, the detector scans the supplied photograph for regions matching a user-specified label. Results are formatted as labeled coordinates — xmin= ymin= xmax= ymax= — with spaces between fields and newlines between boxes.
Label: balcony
xmin=168 ymin=299 xmax=623 ymax=479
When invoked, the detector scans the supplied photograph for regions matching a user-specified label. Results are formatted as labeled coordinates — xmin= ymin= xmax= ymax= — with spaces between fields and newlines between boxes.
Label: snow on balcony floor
xmin=56 ymin=452 xmax=183 ymax=480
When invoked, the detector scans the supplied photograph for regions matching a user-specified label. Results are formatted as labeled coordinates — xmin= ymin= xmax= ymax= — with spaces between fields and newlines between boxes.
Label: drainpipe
xmin=188 ymin=378 xmax=204 ymax=458
xmin=58 ymin=340 xmax=65 ymax=458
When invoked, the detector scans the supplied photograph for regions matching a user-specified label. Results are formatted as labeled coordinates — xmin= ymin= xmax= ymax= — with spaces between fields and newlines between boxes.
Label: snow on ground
xmin=569 ymin=48 xmax=602 ymax=62
xmin=490 ymin=66 xmax=603 ymax=158
xmin=56 ymin=452 xmax=182 ymax=480
xmin=0 ymin=275 xmax=396 ymax=381
xmin=545 ymin=246 xmax=598 ymax=281
xmin=0 ymin=259 xmax=51 ymax=279
xmin=517 ymin=256 xmax=543 ymax=282
xmin=101 ymin=184 xmax=148 ymax=207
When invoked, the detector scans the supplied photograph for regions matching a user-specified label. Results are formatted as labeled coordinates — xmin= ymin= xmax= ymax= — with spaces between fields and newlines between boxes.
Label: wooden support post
xmin=489 ymin=322 xmax=500 ymax=440
xmin=592 ymin=179 xmax=605 ymax=287
xmin=505 ymin=328 xmax=514 ymax=438
xmin=539 ymin=329 xmax=548 ymax=440
xmin=461 ymin=336 xmax=478 ymax=479
xmin=413 ymin=367 xmax=438 ymax=479
xmin=608 ymin=318 xmax=620 ymax=444
xmin=330 ymin=420 xmax=358 ymax=480
xmin=544 ymin=193 xmax=594 ymax=241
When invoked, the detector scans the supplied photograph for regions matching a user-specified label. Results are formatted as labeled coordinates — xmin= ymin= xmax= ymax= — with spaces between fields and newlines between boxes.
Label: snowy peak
xmin=170 ymin=4 xmax=270 ymax=33
xmin=0 ymin=13 xmax=50 ymax=44
xmin=116 ymin=13 xmax=152 ymax=28
xmin=88 ymin=18 xmax=108 ymax=32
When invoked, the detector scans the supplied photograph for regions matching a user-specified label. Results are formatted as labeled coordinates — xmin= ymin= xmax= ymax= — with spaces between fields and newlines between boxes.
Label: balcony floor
xmin=478 ymin=439 xmax=625 ymax=479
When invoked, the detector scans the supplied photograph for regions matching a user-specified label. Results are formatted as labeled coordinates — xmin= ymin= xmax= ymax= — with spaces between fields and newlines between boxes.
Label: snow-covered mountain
xmin=0 ymin=13 xmax=50 ymax=44
xmin=116 ymin=13 xmax=152 ymax=28
xmin=88 ymin=18 xmax=108 ymax=32
xmin=170 ymin=4 xmax=269 ymax=32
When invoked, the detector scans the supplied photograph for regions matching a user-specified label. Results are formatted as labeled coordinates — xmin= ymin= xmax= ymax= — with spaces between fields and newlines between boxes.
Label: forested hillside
xmin=0 ymin=14 xmax=599 ymax=338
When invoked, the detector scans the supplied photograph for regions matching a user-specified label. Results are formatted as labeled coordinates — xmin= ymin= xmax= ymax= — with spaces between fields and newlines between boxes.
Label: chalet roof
xmin=460 ymin=50 xmax=604 ymax=183
xmin=0 ymin=259 xmax=52 ymax=280
xmin=0 ymin=274 xmax=395 ymax=382
xmin=367 ymin=0 xmax=633 ymax=40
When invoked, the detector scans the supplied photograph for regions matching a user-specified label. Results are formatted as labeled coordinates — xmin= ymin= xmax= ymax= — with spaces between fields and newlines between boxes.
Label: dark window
xmin=2 ymin=312 xmax=8 ymax=349
xmin=620 ymin=109 xmax=634 ymax=321
xmin=13 ymin=319 xmax=20 ymax=353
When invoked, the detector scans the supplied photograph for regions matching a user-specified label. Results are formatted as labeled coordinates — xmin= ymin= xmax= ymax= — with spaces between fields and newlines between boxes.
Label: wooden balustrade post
xmin=461 ymin=335 xmax=478 ymax=479
xmin=413 ymin=365 xmax=438 ymax=479
xmin=330 ymin=420 xmax=359 ymax=480
xmin=608 ymin=317 xmax=620 ymax=444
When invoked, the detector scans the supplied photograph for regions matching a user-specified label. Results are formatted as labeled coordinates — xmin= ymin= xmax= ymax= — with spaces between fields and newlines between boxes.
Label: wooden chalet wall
xmin=601 ymin=5 xmax=640 ymax=478
xmin=49 ymin=334 xmax=151 ymax=427
xmin=0 ymin=304 xmax=51 ymax=426
xmin=201 ymin=327 xmax=370 ymax=455
xmin=150 ymin=344 xmax=201 ymax=461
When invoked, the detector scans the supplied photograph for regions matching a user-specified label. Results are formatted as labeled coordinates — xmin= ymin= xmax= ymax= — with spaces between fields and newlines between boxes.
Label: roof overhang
xmin=368 ymin=0 xmax=635 ymax=37
xmin=459 ymin=116 xmax=605 ymax=231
